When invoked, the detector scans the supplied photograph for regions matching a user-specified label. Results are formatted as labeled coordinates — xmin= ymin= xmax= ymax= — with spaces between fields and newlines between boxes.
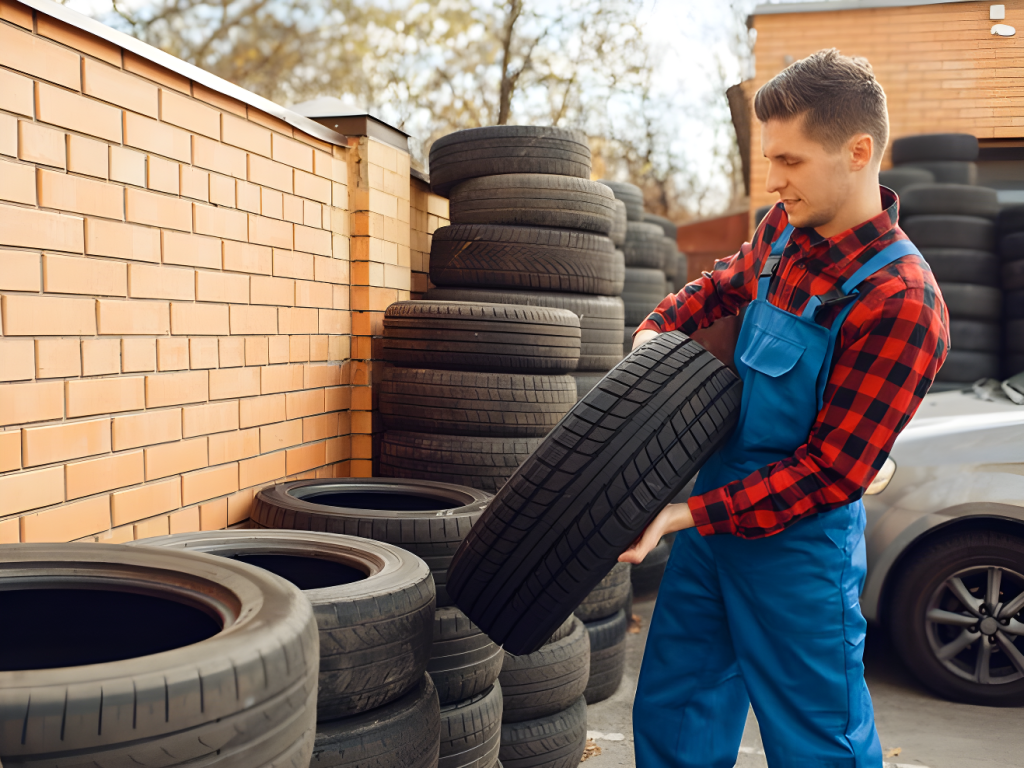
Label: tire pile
xmin=997 ymin=206 xmax=1024 ymax=376
xmin=574 ymin=562 xmax=632 ymax=703
xmin=644 ymin=213 xmax=688 ymax=294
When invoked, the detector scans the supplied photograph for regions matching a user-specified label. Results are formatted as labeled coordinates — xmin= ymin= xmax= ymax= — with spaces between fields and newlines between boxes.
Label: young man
xmin=621 ymin=50 xmax=949 ymax=767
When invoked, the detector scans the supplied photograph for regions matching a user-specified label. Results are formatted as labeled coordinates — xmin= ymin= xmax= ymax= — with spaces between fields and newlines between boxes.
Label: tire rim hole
xmin=229 ymin=553 xmax=368 ymax=590
xmin=297 ymin=489 xmax=461 ymax=512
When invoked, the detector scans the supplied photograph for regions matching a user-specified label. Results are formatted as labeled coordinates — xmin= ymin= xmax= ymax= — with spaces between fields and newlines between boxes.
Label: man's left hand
xmin=618 ymin=502 xmax=695 ymax=564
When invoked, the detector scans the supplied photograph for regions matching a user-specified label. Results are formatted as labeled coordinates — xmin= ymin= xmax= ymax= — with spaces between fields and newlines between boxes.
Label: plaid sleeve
xmin=688 ymin=276 xmax=949 ymax=539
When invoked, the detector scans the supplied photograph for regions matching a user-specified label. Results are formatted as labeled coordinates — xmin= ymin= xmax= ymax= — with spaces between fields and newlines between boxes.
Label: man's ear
xmin=849 ymin=133 xmax=874 ymax=171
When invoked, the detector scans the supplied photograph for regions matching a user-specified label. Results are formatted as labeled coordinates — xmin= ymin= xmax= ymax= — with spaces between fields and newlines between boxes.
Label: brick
xmin=229 ymin=305 xmax=277 ymax=334
xmin=199 ymin=497 xmax=228 ymax=530
xmin=134 ymin=515 xmax=170 ymax=540
xmin=268 ymin=335 xmax=289 ymax=364
xmin=222 ymin=113 xmax=271 ymax=156
xmin=66 ymin=377 xmax=145 ymax=417
xmin=157 ymin=337 xmax=189 ymax=371
xmin=294 ymin=170 xmax=332 ymax=204
xmin=238 ymin=450 xmax=285 ymax=489
xmin=85 ymin=218 xmax=160 ymax=263
xmin=192 ymin=135 xmax=246 ymax=179
xmin=189 ymin=338 xmax=218 ymax=369
xmin=223 ymin=240 xmax=272 ymax=275
xmin=123 ymin=112 xmax=191 ymax=163
xmin=82 ymin=58 xmax=158 ymax=118
xmin=96 ymin=299 xmax=169 ymax=335
xmin=96 ymin=525 xmax=133 ymax=543
xmin=261 ymin=188 xmax=283 ymax=219
xmin=0 ymin=339 xmax=33 ymax=382
xmin=37 ymin=169 xmax=123 ymax=220
xmin=128 ymin=263 xmax=195 ymax=300
xmin=125 ymin=188 xmax=191 ymax=231
xmin=236 ymin=180 xmax=260 ymax=213
xmin=245 ymin=337 xmax=269 ymax=366
xmin=251 ymin=275 xmax=295 ymax=306
xmin=37 ymin=14 xmax=120 ymax=66
xmin=296 ymin=280 xmax=333 ymax=309
xmin=112 ymin=408 xmax=181 ymax=450
xmin=196 ymin=270 xmax=248 ymax=303
xmin=169 ymin=506 xmax=201 ymax=534
xmin=111 ymin=477 xmax=180 ymax=526
xmin=302 ymin=200 xmax=321 ymax=228
xmin=249 ymin=214 xmax=293 ymax=248
xmin=208 ymin=427 xmax=259 ymax=465
xmin=0 ymin=24 xmax=80 ymax=89
xmin=34 ymin=338 xmax=80 ymax=379
xmin=22 ymin=418 xmax=111 ymax=467
xmin=2 ymin=294 xmax=95 ymax=336
xmin=248 ymin=154 xmax=293 ymax=192
xmin=239 ymin=393 xmax=285 ymax=428
xmin=305 ymin=364 xmax=342 ymax=388
xmin=0 ymin=202 xmax=84 ymax=252
xmin=146 ymin=370 xmax=208 ymax=408
xmin=309 ymin=335 xmax=327 ymax=361
xmin=0 ymin=113 xmax=14 ymax=157
xmin=66 ymin=450 xmax=144 ymax=500
xmin=285 ymin=388 xmax=325 ymax=420
xmin=123 ymin=52 xmax=190 ymax=94
xmin=219 ymin=337 xmax=245 ymax=367
xmin=273 ymin=250 xmax=314 ymax=280
xmin=170 ymin=302 xmax=229 ymax=336
xmin=283 ymin=194 xmax=303 ymax=224
xmin=183 ymin=401 xmax=239 ymax=438
xmin=109 ymin=146 xmax=147 ymax=188
xmin=161 ymin=230 xmax=220 ymax=269
xmin=209 ymin=173 xmax=234 ymax=207
xmin=0 ymin=68 xmax=33 ymax=117
xmin=279 ymin=307 xmax=318 ymax=335
xmin=303 ymin=412 xmax=339 ymax=443
xmin=313 ymin=150 xmax=333 ymax=179
xmin=209 ymin=367 xmax=260 ymax=400
xmin=36 ymin=82 xmax=121 ymax=143
xmin=43 ymin=254 xmax=127 ymax=296
xmin=20 ymin=495 xmax=110 ymax=543
xmin=145 ymin=436 xmax=207 ymax=480
xmin=325 ymin=386 xmax=349 ymax=412
xmin=194 ymin=203 xmax=248 ymax=241
xmin=260 ymin=419 xmax=302 ymax=453
xmin=270 ymin=133 xmax=313 ymax=172
xmin=143 ymin=154 xmax=178 ymax=194
xmin=180 ymin=165 xmax=209 ymax=202
xmin=181 ymin=462 xmax=238 ymax=506
xmin=120 ymin=338 xmax=154 ymax=373
xmin=19 ymin=121 xmax=66 ymax=169
xmin=287 ymin=440 xmax=326 ymax=475
xmin=83 ymin=338 xmax=121 ymax=375
xmin=293 ymin=225 xmax=332 ymax=256
xmin=0 ymin=429 xmax=20 ymax=472
xmin=67 ymin=134 xmax=109 ymax=179
xmin=289 ymin=335 xmax=309 ymax=362
xmin=0 ymin=464 xmax=64 ymax=515
xmin=0 ymin=249 xmax=39 ymax=291
xmin=262 ymin=364 xmax=304 ymax=395
xmin=159 ymin=89 xmax=220 ymax=139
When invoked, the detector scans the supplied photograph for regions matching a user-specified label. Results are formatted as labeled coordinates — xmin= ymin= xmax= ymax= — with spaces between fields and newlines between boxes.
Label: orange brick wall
xmin=0 ymin=0 xmax=382 ymax=544
xmin=750 ymin=0 xmax=1024 ymax=213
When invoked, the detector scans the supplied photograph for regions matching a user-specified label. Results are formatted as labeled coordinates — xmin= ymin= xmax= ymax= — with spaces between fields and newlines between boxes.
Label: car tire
xmin=499 ymin=617 xmax=590 ymax=723
xmin=312 ymin=673 xmax=441 ymax=768
xmin=899 ymin=183 xmax=1000 ymax=219
xmin=1005 ymin=354 xmax=1024 ymax=377
xmin=938 ymin=283 xmax=1003 ymax=322
xmin=583 ymin=610 xmax=628 ymax=704
xmin=429 ymin=126 xmax=590 ymax=196
xmin=891 ymin=133 xmax=979 ymax=164
xmin=998 ymin=206 xmax=1024 ymax=238
xmin=1003 ymin=260 xmax=1024 ymax=292
xmin=0 ymin=544 xmax=318 ymax=767
xmin=901 ymin=215 xmax=994 ymax=251
xmin=575 ymin=562 xmax=631 ymax=622
xmin=644 ymin=213 xmax=678 ymax=239
xmin=888 ymin=529 xmax=1024 ymax=707
xmin=1007 ymin=319 xmax=1024 ymax=354
xmin=622 ymin=267 xmax=668 ymax=326
xmin=598 ymin=180 xmax=643 ymax=221
xmin=447 ymin=332 xmax=741 ymax=654
xmin=921 ymin=248 xmax=999 ymax=286
xmin=498 ymin=695 xmax=587 ymax=768
xmin=250 ymin=478 xmax=490 ymax=608
xmin=622 ymin=222 xmax=666 ymax=268
xmin=439 ymin=683 xmax=503 ymax=768
xmin=430 ymin=606 xmax=504 ymax=706
xmin=948 ymin=320 xmax=1001 ymax=353
xmin=880 ymin=167 xmax=935 ymax=195
xmin=999 ymin=232 xmax=1024 ymax=262
xmin=609 ymin=199 xmax=628 ymax=246
xmin=900 ymin=161 xmax=978 ymax=186
xmin=935 ymin=350 xmax=1001 ymax=382
xmin=631 ymin=537 xmax=672 ymax=597
xmin=1004 ymin=290 xmax=1024 ymax=320
xmin=571 ymin=371 xmax=607 ymax=402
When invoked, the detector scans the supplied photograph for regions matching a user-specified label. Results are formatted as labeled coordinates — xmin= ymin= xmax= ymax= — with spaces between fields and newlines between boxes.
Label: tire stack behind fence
xmin=998 ymin=206 xmax=1024 ymax=377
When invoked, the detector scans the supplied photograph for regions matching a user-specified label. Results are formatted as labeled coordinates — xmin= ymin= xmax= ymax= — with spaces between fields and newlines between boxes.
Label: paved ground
xmin=584 ymin=595 xmax=1024 ymax=768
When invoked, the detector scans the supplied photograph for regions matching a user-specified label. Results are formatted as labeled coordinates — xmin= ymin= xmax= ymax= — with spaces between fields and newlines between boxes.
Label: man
xmin=621 ymin=50 xmax=949 ymax=767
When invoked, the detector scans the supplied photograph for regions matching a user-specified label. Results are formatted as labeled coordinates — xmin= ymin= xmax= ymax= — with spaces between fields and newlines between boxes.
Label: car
xmin=861 ymin=379 xmax=1024 ymax=706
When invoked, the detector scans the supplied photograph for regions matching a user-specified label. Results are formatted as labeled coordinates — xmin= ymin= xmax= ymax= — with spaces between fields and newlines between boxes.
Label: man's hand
xmin=618 ymin=502 xmax=695 ymax=564
xmin=632 ymin=329 xmax=659 ymax=351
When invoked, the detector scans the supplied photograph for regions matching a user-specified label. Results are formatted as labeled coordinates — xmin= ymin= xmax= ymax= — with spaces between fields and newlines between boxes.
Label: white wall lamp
xmin=991 ymin=4 xmax=1016 ymax=36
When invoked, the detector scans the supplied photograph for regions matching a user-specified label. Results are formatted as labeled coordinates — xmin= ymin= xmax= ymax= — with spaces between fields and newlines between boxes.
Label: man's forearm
xmin=632 ymin=329 xmax=659 ymax=350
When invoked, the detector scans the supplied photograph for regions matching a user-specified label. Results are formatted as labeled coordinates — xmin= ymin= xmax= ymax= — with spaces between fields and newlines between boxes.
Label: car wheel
xmin=889 ymin=529 xmax=1024 ymax=706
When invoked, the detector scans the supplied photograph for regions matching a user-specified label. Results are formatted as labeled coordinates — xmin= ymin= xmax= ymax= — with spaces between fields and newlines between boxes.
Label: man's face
xmin=761 ymin=115 xmax=859 ymax=230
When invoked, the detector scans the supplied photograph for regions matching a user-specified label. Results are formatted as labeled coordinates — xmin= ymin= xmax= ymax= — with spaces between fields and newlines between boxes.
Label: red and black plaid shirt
xmin=637 ymin=188 xmax=949 ymax=539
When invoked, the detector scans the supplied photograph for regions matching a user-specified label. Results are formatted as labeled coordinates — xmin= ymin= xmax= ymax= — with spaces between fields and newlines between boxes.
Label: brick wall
xmin=750 ymin=0 xmax=1024 ymax=214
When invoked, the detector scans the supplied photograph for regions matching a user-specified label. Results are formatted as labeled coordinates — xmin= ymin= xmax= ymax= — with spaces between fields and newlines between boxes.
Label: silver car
xmin=861 ymin=381 xmax=1024 ymax=706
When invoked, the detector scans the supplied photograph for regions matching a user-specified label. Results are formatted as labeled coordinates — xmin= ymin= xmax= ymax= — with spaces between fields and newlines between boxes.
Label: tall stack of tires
xmin=426 ymin=126 xmax=626 ymax=408
xmin=574 ymin=562 xmax=631 ymax=704
xmin=998 ymin=206 xmax=1024 ymax=377
xmin=645 ymin=213 xmax=687 ymax=293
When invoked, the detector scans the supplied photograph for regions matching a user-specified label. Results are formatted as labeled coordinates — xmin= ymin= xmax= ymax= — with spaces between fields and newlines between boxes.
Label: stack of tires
xmin=887 ymin=132 xmax=979 ymax=188
xmin=574 ymin=562 xmax=631 ymax=704
xmin=997 ymin=206 xmax=1024 ymax=377
xmin=426 ymin=126 xmax=626 ymax=407
xmin=645 ymin=213 xmax=687 ymax=293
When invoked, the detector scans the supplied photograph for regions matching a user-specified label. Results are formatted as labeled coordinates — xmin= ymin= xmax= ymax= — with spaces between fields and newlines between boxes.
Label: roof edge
xmin=753 ymin=0 xmax=974 ymax=16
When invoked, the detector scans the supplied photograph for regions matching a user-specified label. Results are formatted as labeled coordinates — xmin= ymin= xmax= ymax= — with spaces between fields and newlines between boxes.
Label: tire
xmin=1005 ymin=354 xmax=1024 ymax=378
xmin=899 ymin=183 xmax=1000 ymax=219
xmin=631 ymin=537 xmax=672 ymax=597
xmin=571 ymin=371 xmax=606 ymax=402
xmin=880 ymin=167 xmax=935 ymax=195
xmin=660 ymin=237 xmax=678 ymax=278
xmin=380 ymin=431 xmax=543 ymax=494
xmin=250 ymin=478 xmax=491 ymax=609
xmin=900 ymin=161 xmax=978 ymax=186
xmin=430 ymin=606 xmax=504 ymax=705
xmin=447 ymin=332 xmax=742 ymax=654
xmin=1009 ymin=290 xmax=1024 ymax=320
xmin=673 ymin=253 xmax=690 ymax=291
xmin=439 ymin=683 xmax=503 ymax=768
xmin=449 ymin=174 xmax=615 ymax=234
xmin=424 ymin=288 xmax=625 ymax=373
xmin=1003 ymin=260 xmax=1024 ymax=292
xmin=887 ymin=529 xmax=1024 ymax=706
xmin=430 ymin=224 xmax=624 ymax=296
xmin=380 ymin=367 xmax=576 ymax=438
xmin=754 ymin=204 xmax=773 ymax=225
xmin=949 ymin=320 xmax=1001 ymax=353
xmin=938 ymin=283 xmax=1002 ymax=321
xmin=0 ymin=544 xmax=318 ymax=767
xmin=935 ymin=350 xmax=1000 ymax=382
xmin=429 ymin=126 xmax=590 ymax=196
xmin=891 ymin=133 xmax=979 ymax=164
xmin=598 ymin=180 xmax=643 ymax=221
xmin=644 ymin=213 xmax=678 ymax=239
xmin=312 ymin=673 xmax=440 ymax=768
xmin=498 ymin=696 xmax=587 ymax=768
xmin=545 ymin=615 xmax=577 ymax=645
xmin=1008 ymin=319 xmax=1024 ymax=354
xmin=901 ymin=215 xmax=994 ymax=251
xmin=574 ymin=562 xmax=631 ymax=622
xmin=609 ymin=199 xmax=627 ymax=246
xmin=998 ymin=205 xmax=1024 ymax=238
xmin=921 ymin=248 xmax=999 ymax=286
xmin=1001 ymin=232 xmax=1024 ymax=263
xmin=622 ymin=267 xmax=668 ymax=326
xmin=383 ymin=301 xmax=582 ymax=375
xmin=131 ymin=530 xmax=433 ymax=722
xmin=498 ymin=616 xmax=590 ymax=723
xmin=583 ymin=610 xmax=628 ymax=704
xmin=622 ymin=221 xmax=665 ymax=268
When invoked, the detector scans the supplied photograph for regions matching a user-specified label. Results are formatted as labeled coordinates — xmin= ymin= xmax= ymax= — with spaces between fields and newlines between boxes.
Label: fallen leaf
xmin=883 ymin=747 xmax=902 ymax=758
xmin=581 ymin=738 xmax=602 ymax=762
xmin=628 ymin=613 xmax=643 ymax=633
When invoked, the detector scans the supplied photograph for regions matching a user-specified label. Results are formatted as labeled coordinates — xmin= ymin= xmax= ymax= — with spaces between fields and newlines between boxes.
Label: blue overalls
xmin=633 ymin=225 xmax=921 ymax=768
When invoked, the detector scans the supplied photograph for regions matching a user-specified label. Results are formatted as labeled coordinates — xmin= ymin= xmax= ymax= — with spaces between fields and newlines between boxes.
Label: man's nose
xmin=765 ymin=162 xmax=785 ymax=195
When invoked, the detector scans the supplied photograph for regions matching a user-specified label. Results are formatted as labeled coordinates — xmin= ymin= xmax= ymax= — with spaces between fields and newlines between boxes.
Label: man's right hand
xmin=632 ymin=329 xmax=659 ymax=350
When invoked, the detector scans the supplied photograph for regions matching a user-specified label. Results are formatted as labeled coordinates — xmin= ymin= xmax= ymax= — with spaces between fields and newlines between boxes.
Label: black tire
xmin=609 ymin=199 xmax=627 ymax=246
xmin=498 ymin=617 xmax=590 ymax=723
xmin=899 ymin=183 xmax=1000 ymax=219
xmin=574 ymin=561 xmax=631 ymax=622
xmin=380 ymin=367 xmax=576 ymax=438
xmin=1001 ymin=232 xmax=1024 ymax=263
xmin=622 ymin=221 xmax=665 ymax=268
xmin=424 ymin=288 xmax=625 ymax=373
xmin=498 ymin=695 xmax=587 ymax=768
xmin=900 ymin=161 xmax=978 ymax=186
xmin=1008 ymin=290 xmax=1024 ymax=320
xmin=998 ymin=205 xmax=1024 ymax=238
xmin=1005 ymin=354 xmax=1024 ymax=377
xmin=891 ymin=133 xmax=979 ymax=164
xmin=754 ymin=204 xmax=773 ymax=225
xmin=673 ymin=253 xmax=690 ymax=291
xmin=1003 ymin=260 xmax=1024 ymax=292
xmin=251 ymin=478 xmax=491 ymax=609
xmin=449 ymin=174 xmax=615 ymax=234
xmin=380 ymin=432 xmax=543 ymax=494
xmin=1008 ymin=319 xmax=1024 ymax=354
xmin=447 ymin=332 xmax=741 ymax=654
xmin=921 ymin=248 xmax=999 ymax=286
xmin=939 ymin=283 xmax=1002 ymax=321
xmin=383 ymin=301 xmax=582 ymax=375
xmin=935 ymin=350 xmax=1001 ymax=382
xmin=545 ymin=614 xmax=576 ymax=645
xmin=430 ymin=224 xmax=624 ymax=296
xmin=887 ymin=529 xmax=1024 ymax=706
xmin=429 ymin=127 xmax=591 ymax=196
xmin=312 ymin=673 xmax=440 ymax=768
xmin=599 ymin=180 xmax=643 ymax=221
xmin=0 ymin=544 xmax=318 ymax=767
xmin=131 ymin=530 xmax=434 ymax=722
xmin=439 ymin=683 xmax=503 ymax=768
xmin=660 ymin=238 xmax=678 ymax=278
xmin=622 ymin=267 xmax=668 ymax=326
xmin=901 ymin=215 xmax=994 ymax=251
xmin=644 ymin=212 xmax=678 ymax=239
xmin=631 ymin=537 xmax=672 ymax=597
xmin=583 ymin=610 xmax=628 ymax=704
xmin=880 ymin=167 xmax=935 ymax=195
xmin=430 ymin=606 xmax=504 ymax=706
xmin=571 ymin=371 xmax=606 ymax=402
xmin=948 ymin=320 xmax=1001 ymax=353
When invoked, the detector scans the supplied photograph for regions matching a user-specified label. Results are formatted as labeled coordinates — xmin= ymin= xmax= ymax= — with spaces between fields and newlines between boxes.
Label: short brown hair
xmin=754 ymin=49 xmax=888 ymax=159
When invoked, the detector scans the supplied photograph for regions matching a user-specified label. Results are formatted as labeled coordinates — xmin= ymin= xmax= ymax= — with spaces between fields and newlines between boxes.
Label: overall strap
xmin=756 ymin=223 xmax=793 ymax=299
